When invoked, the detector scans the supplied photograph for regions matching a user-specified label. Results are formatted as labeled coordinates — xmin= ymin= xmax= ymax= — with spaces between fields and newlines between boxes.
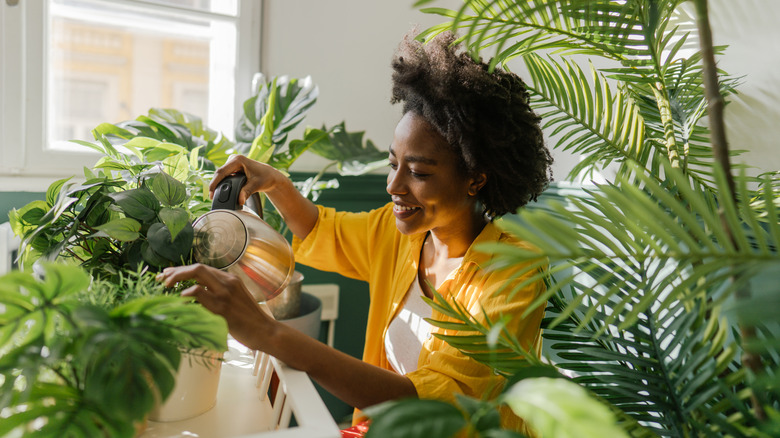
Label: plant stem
xmin=693 ymin=0 xmax=766 ymax=422
xmin=651 ymin=83 xmax=682 ymax=170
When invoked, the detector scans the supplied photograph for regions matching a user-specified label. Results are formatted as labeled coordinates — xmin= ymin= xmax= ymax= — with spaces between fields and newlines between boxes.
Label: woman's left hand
xmin=156 ymin=263 xmax=276 ymax=351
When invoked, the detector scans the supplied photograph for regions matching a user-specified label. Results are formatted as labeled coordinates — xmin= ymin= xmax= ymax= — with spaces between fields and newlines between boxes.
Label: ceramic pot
xmin=278 ymin=291 xmax=322 ymax=339
xmin=148 ymin=350 xmax=223 ymax=422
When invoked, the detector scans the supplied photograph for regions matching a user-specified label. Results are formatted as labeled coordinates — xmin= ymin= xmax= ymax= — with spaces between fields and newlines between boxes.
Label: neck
xmin=427 ymin=209 xmax=488 ymax=260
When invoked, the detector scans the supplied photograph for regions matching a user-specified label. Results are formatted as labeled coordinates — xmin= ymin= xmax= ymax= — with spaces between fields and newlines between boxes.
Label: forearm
xmin=264 ymin=322 xmax=418 ymax=409
xmin=265 ymin=176 xmax=319 ymax=240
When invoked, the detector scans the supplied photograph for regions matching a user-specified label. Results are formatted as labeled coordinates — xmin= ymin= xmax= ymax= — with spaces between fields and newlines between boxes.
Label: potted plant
xmin=0 ymin=263 xmax=228 ymax=437
xmin=364 ymin=1 xmax=780 ymax=437
xmin=4 ymin=72 xmax=387 ymax=433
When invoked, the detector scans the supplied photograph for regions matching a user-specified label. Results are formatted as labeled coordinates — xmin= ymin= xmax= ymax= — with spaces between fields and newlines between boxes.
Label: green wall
xmin=1 ymin=192 xmax=45 ymax=224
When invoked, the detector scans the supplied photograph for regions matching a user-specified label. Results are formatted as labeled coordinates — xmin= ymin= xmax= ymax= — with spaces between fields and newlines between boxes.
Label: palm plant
xmin=365 ymin=1 xmax=779 ymax=437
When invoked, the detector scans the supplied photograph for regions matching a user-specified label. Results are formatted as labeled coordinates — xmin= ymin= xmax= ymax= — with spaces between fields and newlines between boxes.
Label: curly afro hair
xmin=391 ymin=31 xmax=553 ymax=218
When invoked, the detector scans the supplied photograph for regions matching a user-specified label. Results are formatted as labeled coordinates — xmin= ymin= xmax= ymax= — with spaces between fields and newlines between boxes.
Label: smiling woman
xmin=157 ymin=29 xmax=554 ymax=436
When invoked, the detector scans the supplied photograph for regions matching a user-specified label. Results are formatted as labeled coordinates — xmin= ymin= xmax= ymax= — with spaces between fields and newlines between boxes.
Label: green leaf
xmin=140 ymin=240 xmax=170 ymax=267
xmin=143 ymin=142 xmax=188 ymax=162
xmin=109 ymin=188 xmax=160 ymax=221
xmin=150 ymin=171 xmax=187 ymax=207
xmin=235 ymin=73 xmax=319 ymax=154
xmin=8 ymin=200 xmax=49 ymax=236
xmin=146 ymin=222 xmax=194 ymax=264
xmin=162 ymin=152 xmax=190 ymax=182
xmin=308 ymin=122 xmax=389 ymax=175
xmin=45 ymin=177 xmax=73 ymax=207
xmin=247 ymin=77 xmax=278 ymax=163
xmin=94 ymin=218 xmax=142 ymax=242
xmin=364 ymin=399 xmax=466 ymax=438
xmin=503 ymin=377 xmax=628 ymax=438
xmin=158 ymin=207 xmax=190 ymax=241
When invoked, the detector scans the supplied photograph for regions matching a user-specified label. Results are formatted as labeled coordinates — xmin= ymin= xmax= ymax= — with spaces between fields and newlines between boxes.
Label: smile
xmin=393 ymin=203 xmax=420 ymax=220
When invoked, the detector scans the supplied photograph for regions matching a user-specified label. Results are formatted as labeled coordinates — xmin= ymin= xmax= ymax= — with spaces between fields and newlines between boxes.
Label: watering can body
xmin=192 ymin=174 xmax=294 ymax=302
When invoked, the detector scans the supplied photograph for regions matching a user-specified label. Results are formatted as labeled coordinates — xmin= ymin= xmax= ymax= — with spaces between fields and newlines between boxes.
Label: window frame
xmin=0 ymin=0 xmax=261 ymax=191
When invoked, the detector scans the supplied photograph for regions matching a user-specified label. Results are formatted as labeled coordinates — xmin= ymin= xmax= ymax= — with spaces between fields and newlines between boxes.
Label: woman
xmin=158 ymin=31 xmax=553 ymax=432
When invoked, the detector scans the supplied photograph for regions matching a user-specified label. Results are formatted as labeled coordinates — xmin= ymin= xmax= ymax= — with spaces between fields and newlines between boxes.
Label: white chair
xmin=304 ymin=284 xmax=340 ymax=348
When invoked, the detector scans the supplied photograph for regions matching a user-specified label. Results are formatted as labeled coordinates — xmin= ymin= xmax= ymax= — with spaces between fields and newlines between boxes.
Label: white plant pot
xmin=149 ymin=350 xmax=223 ymax=422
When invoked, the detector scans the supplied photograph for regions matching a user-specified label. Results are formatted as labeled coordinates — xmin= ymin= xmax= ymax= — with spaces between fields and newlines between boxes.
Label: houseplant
xmin=5 ymin=73 xmax=387 ymax=433
xmin=0 ymin=263 xmax=228 ymax=437
xmin=364 ymin=1 xmax=780 ymax=437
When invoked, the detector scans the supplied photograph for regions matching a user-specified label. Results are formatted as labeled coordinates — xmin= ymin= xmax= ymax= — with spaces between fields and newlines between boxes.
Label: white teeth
xmin=394 ymin=205 xmax=417 ymax=212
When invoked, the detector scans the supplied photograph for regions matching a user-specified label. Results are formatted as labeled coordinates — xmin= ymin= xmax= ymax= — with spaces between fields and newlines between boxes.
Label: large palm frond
xmin=418 ymin=0 xmax=682 ymax=76
xmin=487 ymin=164 xmax=778 ymax=330
xmin=419 ymin=0 xmax=744 ymax=190
xmin=542 ymin=283 xmax=765 ymax=437
xmin=522 ymin=53 xmax=649 ymax=181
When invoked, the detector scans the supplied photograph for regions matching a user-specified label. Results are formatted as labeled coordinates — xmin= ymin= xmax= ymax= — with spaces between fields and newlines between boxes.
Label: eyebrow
xmin=388 ymin=147 xmax=438 ymax=165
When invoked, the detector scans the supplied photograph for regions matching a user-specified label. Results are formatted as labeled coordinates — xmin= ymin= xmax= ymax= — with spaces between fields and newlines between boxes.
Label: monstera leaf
xmin=235 ymin=73 xmax=319 ymax=155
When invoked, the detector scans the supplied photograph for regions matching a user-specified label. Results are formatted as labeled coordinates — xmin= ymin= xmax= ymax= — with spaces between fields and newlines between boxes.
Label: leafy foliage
xmin=10 ymin=166 xmax=198 ymax=277
xmin=5 ymin=72 xmax=388 ymax=435
xmin=418 ymin=0 xmax=743 ymax=189
xmin=363 ymin=1 xmax=780 ymax=437
xmin=0 ymin=264 xmax=228 ymax=437
xmin=231 ymin=74 xmax=387 ymax=234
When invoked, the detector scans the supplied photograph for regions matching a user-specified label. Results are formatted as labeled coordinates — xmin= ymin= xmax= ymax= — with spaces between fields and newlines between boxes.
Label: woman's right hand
xmin=209 ymin=155 xmax=284 ymax=206
xmin=157 ymin=263 xmax=277 ymax=352
xmin=210 ymin=154 xmax=319 ymax=240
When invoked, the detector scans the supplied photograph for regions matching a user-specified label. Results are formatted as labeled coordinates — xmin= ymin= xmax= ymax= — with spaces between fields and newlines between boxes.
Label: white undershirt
xmin=384 ymin=276 xmax=432 ymax=375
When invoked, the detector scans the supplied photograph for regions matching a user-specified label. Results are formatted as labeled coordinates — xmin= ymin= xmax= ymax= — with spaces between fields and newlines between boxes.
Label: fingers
xmin=209 ymin=155 xmax=249 ymax=199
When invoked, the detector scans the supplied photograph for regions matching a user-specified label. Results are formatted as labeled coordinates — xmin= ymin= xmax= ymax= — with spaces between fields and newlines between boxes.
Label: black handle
xmin=211 ymin=172 xmax=263 ymax=218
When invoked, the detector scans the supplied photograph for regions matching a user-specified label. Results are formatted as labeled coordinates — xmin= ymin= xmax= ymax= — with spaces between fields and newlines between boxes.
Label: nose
xmin=386 ymin=168 xmax=406 ymax=195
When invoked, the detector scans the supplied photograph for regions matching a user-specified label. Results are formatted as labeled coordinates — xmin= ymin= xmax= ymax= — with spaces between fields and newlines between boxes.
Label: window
xmin=0 ymin=0 xmax=260 ymax=190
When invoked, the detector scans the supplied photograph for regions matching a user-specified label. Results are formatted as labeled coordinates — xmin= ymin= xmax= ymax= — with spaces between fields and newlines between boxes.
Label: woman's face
xmin=386 ymin=112 xmax=483 ymax=237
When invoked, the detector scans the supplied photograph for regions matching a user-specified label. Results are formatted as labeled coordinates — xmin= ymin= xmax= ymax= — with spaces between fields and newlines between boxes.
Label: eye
xmin=410 ymin=170 xmax=430 ymax=178
xmin=388 ymin=162 xmax=398 ymax=170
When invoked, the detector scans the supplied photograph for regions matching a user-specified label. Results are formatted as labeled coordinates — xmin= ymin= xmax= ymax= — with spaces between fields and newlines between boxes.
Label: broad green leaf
xmin=124 ymin=136 xmax=164 ymax=151
xmin=69 ymin=139 xmax=106 ymax=154
xmin=146 ymin=222 xmax=194 ymax=263
xmin=144 ymin=142 xmax=187 ymax=162
xmin=109 ymin=188 xmax=160 ymax=221
xmin=93 ymin=156 xmax=133 ymax=172
xmin=140 ymin=240 xmax=169 ymax=267
xmin=46 ymin=177 xmax=73 ymax=207
xmin=162 ymin=152 xmax=190 ymax=182
xmin=504 ymin=377 xmax=628 ymax=438
xmin=94 ymin=218 xmax=142 ymax=242
xmin=39 ymin=263 xmax=91 ymax=301
xmin=247 ymin=77 xmax=278 ymax=163
xmin=8 ymin=200 xmax=49 ymax=236
xmin=150 ymin=171 xmax=187 ymax=207
xmin=364 ymin=399 xmax=466 ymax=438
xmin=158 ymin=207 xmax=190 ymax=240
xmin=308 ymin=122 xmax=388 ymax=175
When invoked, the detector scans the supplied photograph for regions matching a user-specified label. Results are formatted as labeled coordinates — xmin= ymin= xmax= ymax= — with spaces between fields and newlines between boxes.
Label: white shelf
xmin=141 ymin=339 xmax=340 ymax=438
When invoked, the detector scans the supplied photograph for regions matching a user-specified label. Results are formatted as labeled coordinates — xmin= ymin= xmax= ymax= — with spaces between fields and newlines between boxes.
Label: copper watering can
xmin=192 ymin=173 xmax=294 ymax=302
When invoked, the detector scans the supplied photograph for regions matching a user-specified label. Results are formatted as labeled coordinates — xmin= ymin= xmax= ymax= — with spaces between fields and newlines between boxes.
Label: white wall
xmin=707 ymin=0 xmax=780 ymax=177
xmin=259 ymin=0 xmax=579 ymax=179
xmin=260 ymin=0 xmax=779 ymax=179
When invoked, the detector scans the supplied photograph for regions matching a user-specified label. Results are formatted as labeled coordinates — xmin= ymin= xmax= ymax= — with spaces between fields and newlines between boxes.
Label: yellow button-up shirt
xmin=293 ymin=203 xmax=545 ymax=431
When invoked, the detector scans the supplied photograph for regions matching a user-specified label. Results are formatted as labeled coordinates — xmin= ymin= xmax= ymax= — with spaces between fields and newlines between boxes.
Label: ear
xmin=468 ymin=173 xmax=487 ymax=197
